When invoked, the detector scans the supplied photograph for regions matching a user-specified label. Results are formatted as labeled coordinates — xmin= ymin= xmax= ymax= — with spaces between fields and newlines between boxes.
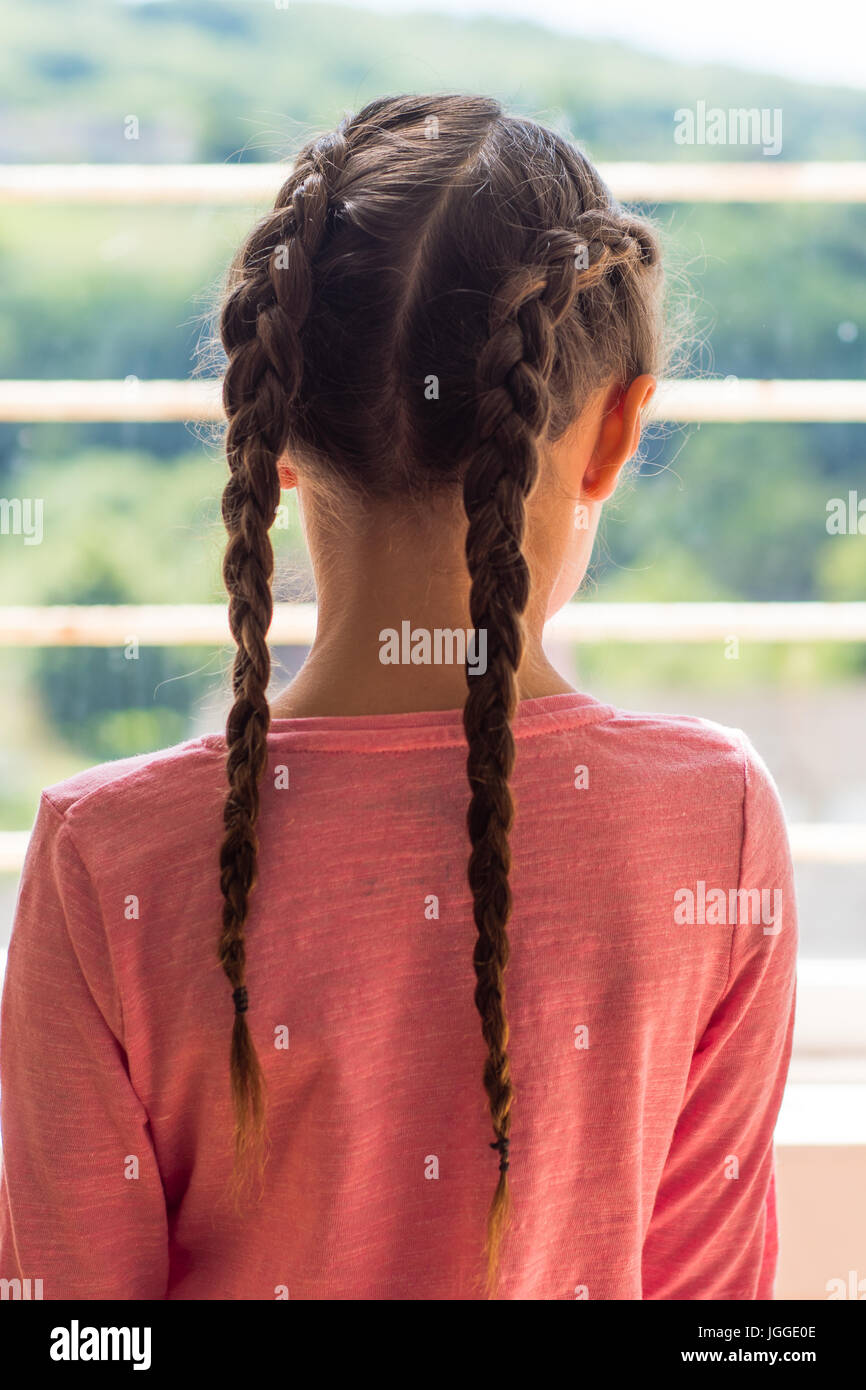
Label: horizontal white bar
xmin=1 ymin=162 xmax=866 ymax=204
xmin=789 ymin=1056 xmax=866 ymax=1083
xmin=0 ymin=602 xmax=314 ymax=645
xmin=787 ymin=824 xmax=866 ymax=865
xmin=549 ymin=602 xmax=866 ymax=643
xmin=793 ymin=960 xmax=866 ymax=1051
xmin=775 ymin=1084 xmax=866 ymax=1146
xmin=606 ymin=161 xmax=866 ymax=204
xmin=2 ymin=377 xmax=865 ymax=423
xmin=0 ymin=833 xmax=30 ymax=874
xmin=654 ymin=378 xmax=866 ymax=423
xmin=0 ymin=823 xmax=863 ymax=873
xmin=2 ymin=602 xmax=866 ymax=647
xmin=0 ymin=378 xmax=221 ymax=423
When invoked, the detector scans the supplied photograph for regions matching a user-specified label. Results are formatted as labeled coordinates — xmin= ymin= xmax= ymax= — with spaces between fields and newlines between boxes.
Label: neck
xmin=269 ymin=492 xmax=574 ymax=719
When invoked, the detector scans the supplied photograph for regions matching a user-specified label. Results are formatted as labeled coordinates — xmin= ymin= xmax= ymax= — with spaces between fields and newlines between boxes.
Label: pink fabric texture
xmin=0 ymin=691 xmax=797 ymax=1300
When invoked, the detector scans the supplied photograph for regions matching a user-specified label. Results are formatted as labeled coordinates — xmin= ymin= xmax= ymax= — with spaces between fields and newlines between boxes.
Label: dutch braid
xmin=462 ymin=231 xmax=600 ymax=1295
xmin=218 ymin=130 xmax=349 ymax=1182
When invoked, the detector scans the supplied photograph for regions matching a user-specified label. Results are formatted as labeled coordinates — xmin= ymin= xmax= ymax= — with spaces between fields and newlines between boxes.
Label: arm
xmin=642 ymin=735 xmax=798 ymax=1299
xmin=0 ymin=794 xmax=169 ymax=1299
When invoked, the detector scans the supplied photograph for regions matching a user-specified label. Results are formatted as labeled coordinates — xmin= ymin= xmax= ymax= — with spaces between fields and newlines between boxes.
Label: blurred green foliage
xmin=0 ymin=0 xmax=864 ymax=822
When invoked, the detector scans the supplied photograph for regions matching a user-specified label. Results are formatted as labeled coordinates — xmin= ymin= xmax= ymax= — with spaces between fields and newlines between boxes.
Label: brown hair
xmin=216 ymin=93 xmax=665 ymax=1297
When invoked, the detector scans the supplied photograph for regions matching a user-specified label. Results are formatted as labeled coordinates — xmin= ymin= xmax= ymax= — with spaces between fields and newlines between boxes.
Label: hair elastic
xmin=490 ymin=1136 xmax=510 ymax=1172
xmin=232 ymin=986 xmax=249 ymax=1015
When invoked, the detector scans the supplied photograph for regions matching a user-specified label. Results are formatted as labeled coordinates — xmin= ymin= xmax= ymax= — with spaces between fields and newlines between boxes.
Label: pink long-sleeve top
xmin=0 ymin=691 xmax=797 ymax=1300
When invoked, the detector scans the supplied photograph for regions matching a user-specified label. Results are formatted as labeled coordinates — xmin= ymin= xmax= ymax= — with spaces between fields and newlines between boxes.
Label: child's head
xmin=216 ymin=92 xmax=665 ymax=1295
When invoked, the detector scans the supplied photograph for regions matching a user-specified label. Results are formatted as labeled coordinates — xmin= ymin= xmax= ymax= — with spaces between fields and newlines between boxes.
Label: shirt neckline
xmin=267 ymin=689 xmax=596 ymax=730
xmin=224 ymin=689 xmax=617 ymax=751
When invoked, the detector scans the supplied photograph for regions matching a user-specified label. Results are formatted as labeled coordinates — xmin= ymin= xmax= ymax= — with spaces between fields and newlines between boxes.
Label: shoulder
xmin=37 ymin=732 xmax=226 ymax=847
xmin=591 ymin=701 xmax=751 ymax=769
xmin=585 ymin=702 xmax=780 ymax=810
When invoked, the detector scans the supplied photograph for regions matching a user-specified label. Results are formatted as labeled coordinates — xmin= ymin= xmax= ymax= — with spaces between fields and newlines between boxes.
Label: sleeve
xmin=0 ymin=793 xmax=169 ymax=1299
xmin=641 ymin=735 xmax=798 ymax=1300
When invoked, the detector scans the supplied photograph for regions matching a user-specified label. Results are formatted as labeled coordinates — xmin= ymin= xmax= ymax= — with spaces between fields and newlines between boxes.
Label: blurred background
xmin=0 ymin=0 xmax=864 ymax=1299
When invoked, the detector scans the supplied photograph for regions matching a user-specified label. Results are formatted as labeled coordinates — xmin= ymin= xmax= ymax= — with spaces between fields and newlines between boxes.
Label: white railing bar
xmin=1 ymin=603 xmax=865 ymax=647
xmin=0 ymin=833 xmax=30 ymax=874
xmin=788 ymin=824 xmax=866 ymax=865
xmin=2 ymin=163 xmax=866 ymax=204
xmin=550 ymin=602 xmax=866 ymax=643
xmin=654 ymin=379 xmax=866 ymax=423
xmin=2 ymin=823 xmax=864 ymax=873
xmin=2 ymin=378 xmax=866 ymax=424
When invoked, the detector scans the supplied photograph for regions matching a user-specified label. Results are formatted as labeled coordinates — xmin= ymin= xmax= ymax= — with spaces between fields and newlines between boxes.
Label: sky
xmin=335 ymin=0 xmax=866 ymax=89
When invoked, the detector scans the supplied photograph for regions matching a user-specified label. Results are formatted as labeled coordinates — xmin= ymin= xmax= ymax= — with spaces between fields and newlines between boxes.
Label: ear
xmin=582 ymin=374 xmax=656 ymax=503
xmin=277 ymin=452 xmax=298 ymax=490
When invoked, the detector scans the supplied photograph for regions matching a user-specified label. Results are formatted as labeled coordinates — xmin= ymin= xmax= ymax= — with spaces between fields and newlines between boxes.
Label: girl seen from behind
xmin=0 ymin=93 xmax=797 ymax=1300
